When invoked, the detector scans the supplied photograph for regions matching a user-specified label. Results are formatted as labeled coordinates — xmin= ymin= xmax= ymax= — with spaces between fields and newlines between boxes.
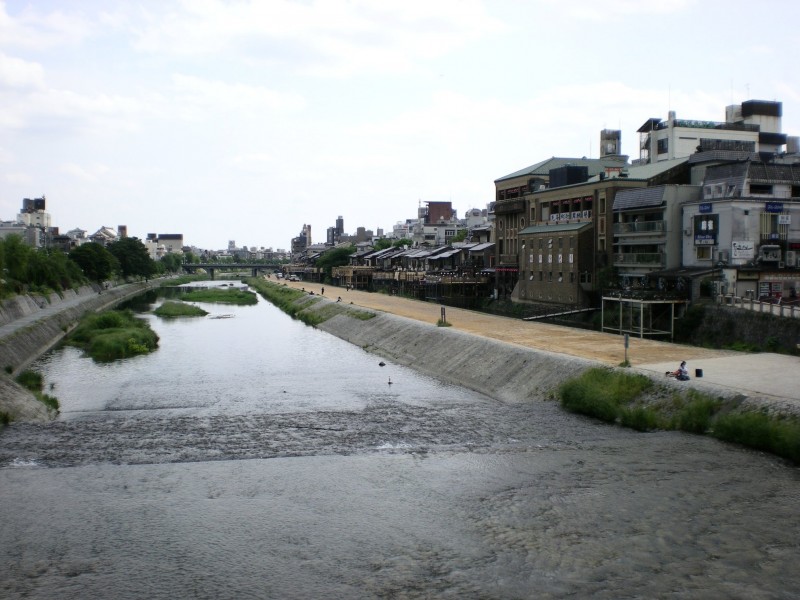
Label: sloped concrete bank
xmin=318 ymin=309 xmax=600 ymax=404
xmin=307 ymin=298 xmax=796 ymax=418
xmin=0 ymin=282 xmax=157 ymax=422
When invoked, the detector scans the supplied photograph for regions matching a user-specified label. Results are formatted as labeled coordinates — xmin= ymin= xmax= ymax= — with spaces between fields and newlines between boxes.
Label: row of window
xmin=524 ymin=253 xmax=575 ymax=264
xmin=521 ymin=271 xmax=592 ymax=284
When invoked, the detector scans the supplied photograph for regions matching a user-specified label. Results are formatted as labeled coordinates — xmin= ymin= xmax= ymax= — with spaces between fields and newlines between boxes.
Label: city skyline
xmin=1 ymin=0 xmax=799 ymax=249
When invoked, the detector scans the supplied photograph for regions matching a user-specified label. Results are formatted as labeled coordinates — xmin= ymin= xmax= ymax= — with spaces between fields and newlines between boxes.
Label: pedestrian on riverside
xmin=321 ymin=287 xmax=325 ymax=296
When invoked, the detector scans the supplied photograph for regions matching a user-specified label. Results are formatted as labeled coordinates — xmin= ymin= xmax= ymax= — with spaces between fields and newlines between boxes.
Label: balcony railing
xmin=613 ymin=220 xmax=665 ymax=235
xmin=614 ymin=253 xmax=665 ymax=266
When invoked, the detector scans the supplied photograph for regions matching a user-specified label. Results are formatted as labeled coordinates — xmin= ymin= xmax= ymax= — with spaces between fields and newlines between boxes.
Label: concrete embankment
xmin=302 ymin=296 xmax=798 ymax=418
xmin=317 ymin=306 xmax=598 ymax=404
xmin=0 ymin=282 xmax=158 ymax=422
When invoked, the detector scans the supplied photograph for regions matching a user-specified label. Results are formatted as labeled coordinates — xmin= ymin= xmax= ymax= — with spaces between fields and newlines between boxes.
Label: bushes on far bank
xmin=66 ymin=309 xmax=159 ymax=362
xmin=559 ymin=367 xmax=800 ymax=464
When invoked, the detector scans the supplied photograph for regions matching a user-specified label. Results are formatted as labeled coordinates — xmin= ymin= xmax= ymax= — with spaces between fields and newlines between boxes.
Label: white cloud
xmin=2 ymin=170 xmax=31 ymax=185
xmin=132 ymin=0 xmax=504 ymax=76
xmin=546 ymin=0 xmax=693 ymax=20
xmin=170 ymin=74 xmax=305 ymax=119
xmin=227 ymin=152 xmax=274 ymax=173
xmin=0 ymin=1 xmax=93 ymax=50
xmin=59 ymin=162 xmax=110 ymax=182
xmin=0 ymin=53 xmax=44 ymax=89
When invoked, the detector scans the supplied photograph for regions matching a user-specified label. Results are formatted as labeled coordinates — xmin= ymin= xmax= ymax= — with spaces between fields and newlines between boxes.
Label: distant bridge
xmin=182 ymin=263 xmax=283 ymax=280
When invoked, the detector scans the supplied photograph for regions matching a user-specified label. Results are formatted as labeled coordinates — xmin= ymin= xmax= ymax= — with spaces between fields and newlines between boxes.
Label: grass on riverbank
xmin=559 ymin=367 xmax=800 ymax=464
xmin=66 ymin=309 xmax=159 ymax=362
xmin=15 ymin=370 xmax=59 ymax=412
xmin=180 ymin=288 xmax=258 ymax=305
xmin=246 ymin=278 xmax=375 ymax=326
xmin=154 ymin=301 xmax=209 ymax=318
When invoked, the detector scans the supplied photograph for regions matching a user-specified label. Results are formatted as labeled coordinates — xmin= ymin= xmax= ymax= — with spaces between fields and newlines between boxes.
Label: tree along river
xmin=0 ymin=282 xmax=798 ymax=599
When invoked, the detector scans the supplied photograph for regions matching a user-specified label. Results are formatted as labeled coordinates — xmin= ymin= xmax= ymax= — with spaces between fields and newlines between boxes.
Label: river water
xmin=1 ymin=283 xmax=798 ymax=599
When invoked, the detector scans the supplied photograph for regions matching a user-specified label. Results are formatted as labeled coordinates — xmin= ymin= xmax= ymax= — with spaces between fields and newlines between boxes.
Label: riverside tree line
xmin=0 ymin=235 xmax=188 ymax=299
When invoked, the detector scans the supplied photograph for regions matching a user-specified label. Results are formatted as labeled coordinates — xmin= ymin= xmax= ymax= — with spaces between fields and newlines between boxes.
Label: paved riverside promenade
xmin=284 ymin=280 xmax=800 ymax=411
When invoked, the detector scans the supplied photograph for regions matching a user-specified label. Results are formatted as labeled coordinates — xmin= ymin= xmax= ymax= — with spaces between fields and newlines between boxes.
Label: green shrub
xmin=559 ymin=368 xmax=651 ymax=424
xmin=15 ymin=370 xmax=44 ymax=392
xmin=154 ymin=301 xmax=209 ymax=318
xmin=181 ymin=288 xmax=257 ymax=305
xmin=66 ymin=309 xmax=159 ymax=362
xmin=713 ymin=412 xmax=800 ymax=463
xmin=0 ymin=411 xmax=10 ymax=426
xmin=38 ymin=394 xmax=59 ymax=411
xmin=619 ymin=405 xmax=661 ymax=431
xmin=673 ymin=392 xmax=722 ymax=434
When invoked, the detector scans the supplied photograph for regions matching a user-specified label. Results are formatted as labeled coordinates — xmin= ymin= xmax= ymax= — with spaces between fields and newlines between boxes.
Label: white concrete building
xmin=636 ymin=100 xmax=787 ymax=166
xmin=682 ymin=156 xmax=800 ymax=300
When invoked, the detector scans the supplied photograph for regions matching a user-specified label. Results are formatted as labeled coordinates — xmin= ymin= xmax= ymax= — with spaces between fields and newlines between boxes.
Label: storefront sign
xmin=731 ymin=240 xmax=755 ymax=259
xmin=766 ymin=202 xmax=784 ymax=213
xmin=699 ymin=203 xmax=713 ymax=214
xmin=694 ymin=214 xmax=718 ymax=246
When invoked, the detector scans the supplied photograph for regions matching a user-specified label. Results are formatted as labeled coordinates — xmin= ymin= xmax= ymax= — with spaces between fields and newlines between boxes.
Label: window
xmin=548 ymin=272 xmax=552 ymax=282
xmin=750 ymin=183 xmax=773 ymax=195
xmin=657 ymin=138 xmax=668 ymax=154
xmin=539 ymin=271 xmax=543 ymax=281
xmin=569 ymin=272 xmax=575 ymax=283
xmin=696 ymin=246 xmax=712 ymax=260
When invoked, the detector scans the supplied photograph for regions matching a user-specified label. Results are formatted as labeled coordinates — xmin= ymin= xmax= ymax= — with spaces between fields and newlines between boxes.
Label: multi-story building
xmin=612 ymin=181 xmax=702 ymax=279
xmin=681 ymin=154 xmax=800 ymax=301
xmin=492 ymin=153 xmax=630 ymax=299
xmin=515 ymin=157 xmax=693 ymax=307
xmin=636 ymin=100 xmax=786 ymax=165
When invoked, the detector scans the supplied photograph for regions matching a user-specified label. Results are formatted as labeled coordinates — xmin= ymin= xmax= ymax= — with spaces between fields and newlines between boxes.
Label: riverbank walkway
xmin=283 ymin=280 xmax=800 ymax=409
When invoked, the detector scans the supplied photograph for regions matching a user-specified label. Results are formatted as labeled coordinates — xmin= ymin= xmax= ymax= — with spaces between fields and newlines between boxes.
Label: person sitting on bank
xmin=673 ymin=361 xmax=689 ymax=381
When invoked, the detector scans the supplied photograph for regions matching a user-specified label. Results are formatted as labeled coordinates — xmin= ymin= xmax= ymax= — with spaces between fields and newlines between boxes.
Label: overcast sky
xmin=1 ymin=0 xmax=798 ymax=251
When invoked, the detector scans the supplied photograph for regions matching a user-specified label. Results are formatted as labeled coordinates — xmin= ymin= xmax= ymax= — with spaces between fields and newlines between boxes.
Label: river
xmin=0 ymin=283 xmax=798 ymax=599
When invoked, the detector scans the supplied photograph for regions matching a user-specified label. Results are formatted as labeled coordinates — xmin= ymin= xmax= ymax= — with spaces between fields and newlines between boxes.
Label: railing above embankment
xmin=716 ymin=294 xmax=800 ymax=319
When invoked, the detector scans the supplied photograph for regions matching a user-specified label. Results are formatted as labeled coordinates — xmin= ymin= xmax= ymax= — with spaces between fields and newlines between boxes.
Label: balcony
xmin=613 ymin=220 xmax=665 ymax=235
xmin=614 ymin=253 xmax=665 ymax=267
